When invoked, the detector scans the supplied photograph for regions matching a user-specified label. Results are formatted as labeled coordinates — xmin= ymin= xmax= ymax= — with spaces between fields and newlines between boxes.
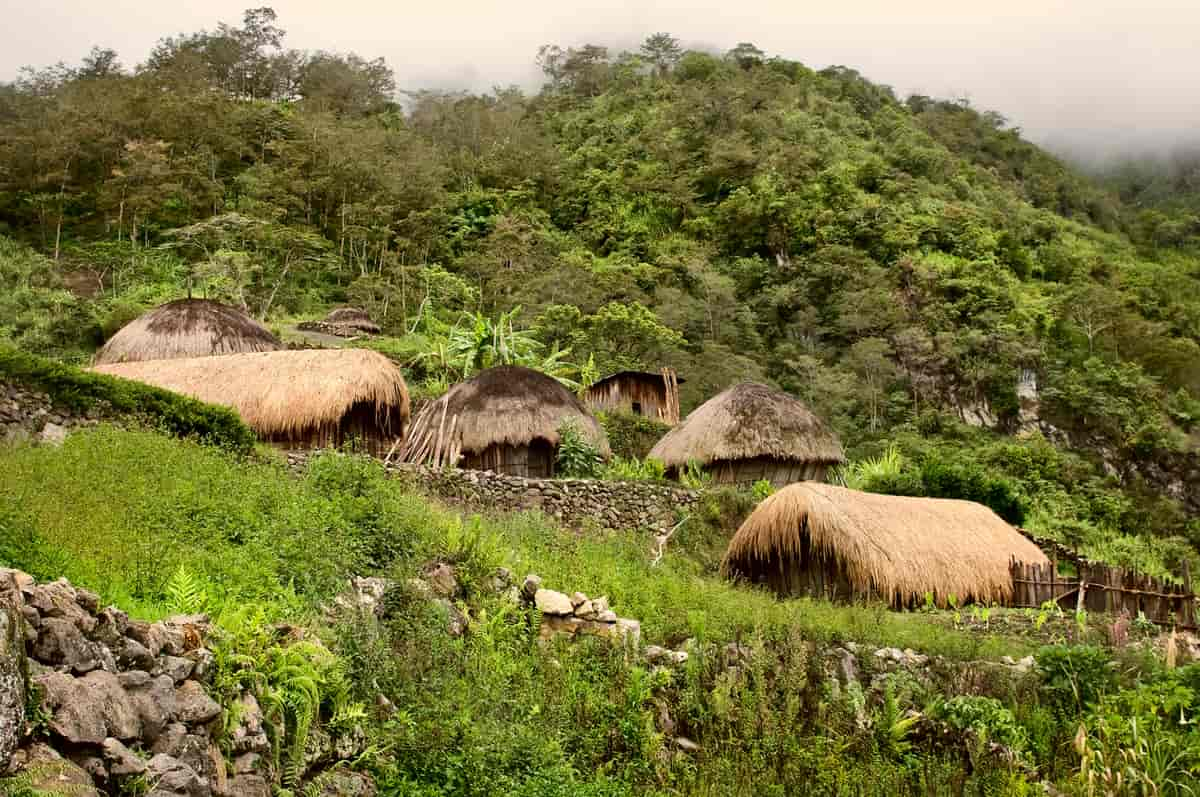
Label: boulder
xmin=33 ymin=617 xmax=107 ymax=673
xmin=0 ymin=579 xmax=26 ymax=772
xmin=38 ymin=670 xmax=142 ymax=744
xmin=102 ymin=737 xmax=147 ymax=778
xmin=423 ymin=563 xmax=459 ymax=598
xmin=126 ymin=673 xmax=179 ymax=743
xmin=533 ymin=589 xmax=574 ymax=616
xmin=9 ymin=743 xmax=100 ymax=796
xmin=230 ymin=693 xmax=269 ymax=755
xmin=39 ymin=422 xmax=68 ymax=446
xmin=145 ymin=754 xmax=207 ymax=797
xmin=308 ymin=771 xmax=377 ymax=797
xmin=151 ymin=724 xmax=218 ymax=786
xmin=520 ymin=574 xmax=542 ymax=601
xmin=226 ymin=774 xmax=271 ymax=797
xmin=175 ymin=681 xmax=221 ymax=725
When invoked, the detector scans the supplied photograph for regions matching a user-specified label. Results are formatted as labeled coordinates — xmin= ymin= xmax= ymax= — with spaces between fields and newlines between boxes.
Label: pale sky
xmin=4 ymin=0 xmax=1198 ymax=161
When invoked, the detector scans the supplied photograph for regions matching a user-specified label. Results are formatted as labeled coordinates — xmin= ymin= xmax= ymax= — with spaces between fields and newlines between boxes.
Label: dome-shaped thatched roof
xmin=323 ymin=307 xmax=380 ymax=334
xmin=722 ymin=482 xmax=1049 ymax=606
xmin=94 ymin=299 xmax=283 ymax=365
xmin=648 ymin=382 xmax=844 ymax=468
xmin=401 ymin=366 xmax=610 ymax=467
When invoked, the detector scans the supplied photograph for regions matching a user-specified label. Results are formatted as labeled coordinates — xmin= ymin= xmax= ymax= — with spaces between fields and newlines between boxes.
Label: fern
xmin=163 ymin=565 xmax=209 ymax=615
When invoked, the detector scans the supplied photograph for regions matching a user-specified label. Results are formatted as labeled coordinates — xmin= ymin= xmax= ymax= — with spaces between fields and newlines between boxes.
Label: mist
xmin=5 ymin=0 xmax=1198 ymax=165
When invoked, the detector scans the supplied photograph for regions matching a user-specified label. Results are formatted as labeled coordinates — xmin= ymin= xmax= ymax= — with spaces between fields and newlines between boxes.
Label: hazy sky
xmin=5 ymin=0 xmax=1198 ymax=161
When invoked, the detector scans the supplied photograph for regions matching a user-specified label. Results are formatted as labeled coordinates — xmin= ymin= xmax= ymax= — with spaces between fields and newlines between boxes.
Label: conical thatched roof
xmin=93 ymin=349 xmax=409 ymax=445
xmin=324 ymin=307 xmax=380 ymax=334
xmin=401 ymin=365 xmax=610 ymax=467
xmin=722 ymin=482 xmax=1050 ymax=606
xmin=648 ymin=382 xmax=844 ymax=468
xmin=94 ymin=299 xmax=283 ymax=365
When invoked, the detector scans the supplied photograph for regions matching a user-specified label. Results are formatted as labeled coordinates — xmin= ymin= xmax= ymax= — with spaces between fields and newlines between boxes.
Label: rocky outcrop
xmin=285 ymin=452 xmax=701 ymax=534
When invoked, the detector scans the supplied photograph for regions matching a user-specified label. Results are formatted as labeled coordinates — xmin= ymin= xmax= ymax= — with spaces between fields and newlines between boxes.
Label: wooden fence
xmin=1009 ymin=557 xmax=1196 ymax=629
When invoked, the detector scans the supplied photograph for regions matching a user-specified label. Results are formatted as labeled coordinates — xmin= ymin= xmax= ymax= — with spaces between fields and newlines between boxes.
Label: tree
xmin=845 ymin=337 xmax=898 ymax=432
xmin=640 ymin=33 xmax=681 ymax=76
xmin=726 ymin=42 xmax=765 ymax=70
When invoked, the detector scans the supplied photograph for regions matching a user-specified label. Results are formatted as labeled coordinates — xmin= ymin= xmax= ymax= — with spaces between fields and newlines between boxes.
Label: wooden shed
xmin=581 ymin=368 xmax=683 ymax=426
xmin=721 ymin=482 xmax=1051 ymax=607
xmin=648 ymin=382 xmax=844 ymax=487
xmin=400 ymin=365 xmax=611 ymax=478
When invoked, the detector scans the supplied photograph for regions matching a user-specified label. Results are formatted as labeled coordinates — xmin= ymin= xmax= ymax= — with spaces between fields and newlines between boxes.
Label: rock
xmin=231 ymin=694 xmax=269 ymax=755
xmin=39 ymin=422 xmax=68 ymax=446
xmin=75 ymin=589 xmax=101 ymax=615
xmin=488 ymin=567 xmax=512 ymax=594
xmin=591 ymin=596 xmax=609 ymax=614
xmin=675 ymin=736 xmax=700 ymax=753
xmin=232 ymin=753 xmax=261 ymax=776
xmin=24 ymin=580 xmax=95 ymax=633
xmin=151 ymin=724 xmax=217 ymax=785
xmin=534 ymin=589 xmax=574 ymax=616
xmin=226 ymin=775 xmax=271 ymax=797
xmin=644 ymin=645 xmax=686 ymax=666
xmin=308 ymin=771 xmax=377 ymax=797
xmin=127 ymin=621 xmax=166 ymax=658
xmin=0 ymin=584 xmax=25 ymax=772
xmin=521 ymin=574 xmax=542 ymax=601
xmin=595 ymin=610 xmax=618 ymax=623
xmin=837 ymin=648 xmax=859 ymax=684
xmin=38 ymin=670 xmax=142 ymax=744
xmin=9 ymin=743 xmax=100 ymax=796
xmin=539 ymin=615 xmax=584 ymax=641
xmin=615 ymin=618 xmax=641 ymax=649
xmin=126 ymin=674 xmax=179 ymax=743
xmin=332 ymin=577 xmax=394 ymax=617
xmin=93 ymin=607 xmax=130 ymax=648
xmin=423 ymin=563 xmax=459 ymax=598
xmin=34 ymin=617 xmax=105 ymax=673
xmin=159 ymin=656 xmax=195 ymax=684
xmin=102 ymin=737 xmax=147 ymax=778
xmin=118 ymin=638 xmax=155 ymax=671
xmin=145 ymin=754 xmax=207 ymax=797
xmin=184 ymin=649 xmax=214 ymax=683
xmin=175 ymin=680 xmax=221 ymax=725
xmin=575 ymin=600 xmax=596 ymax=618
xmin=570 ymin=592 xmax=588 ymax=609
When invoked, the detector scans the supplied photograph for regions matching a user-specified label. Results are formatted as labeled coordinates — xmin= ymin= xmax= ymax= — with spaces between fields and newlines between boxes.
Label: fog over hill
xmin=5 ymin=0 xmax=1198 ymax=164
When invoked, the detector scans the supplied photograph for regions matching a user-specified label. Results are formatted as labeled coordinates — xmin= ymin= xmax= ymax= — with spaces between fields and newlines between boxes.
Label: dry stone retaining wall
xmin=0 ymin=381 xmax=110 ymax=445
xmin=286 ymin=452 xmax=702 ymax=533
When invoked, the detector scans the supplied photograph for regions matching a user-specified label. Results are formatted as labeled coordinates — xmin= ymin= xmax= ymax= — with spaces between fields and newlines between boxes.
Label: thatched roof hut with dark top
xmin=94 ymin=349 xmax=409 ymax=455
xmin=582 ymin=368 xmax=683 ymax=426
xmin=93 ymin=298 xmax=283 ymax=365
xmin=401 ymin=365 xmax=610 ymax=478
xmin=722 ymin=483 xmax=1050 ymax=607
xmin=324 ymin=307 xmax=380 ymax=334
xmin=648 ymin=382 xmax=844 ymax=487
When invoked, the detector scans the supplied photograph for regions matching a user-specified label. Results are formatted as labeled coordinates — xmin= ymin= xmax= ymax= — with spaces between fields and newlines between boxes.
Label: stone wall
xmin=0 ymin=381 xmax=109 ymax=445
xmin=285 ymin=452 xmax=701 ymax=533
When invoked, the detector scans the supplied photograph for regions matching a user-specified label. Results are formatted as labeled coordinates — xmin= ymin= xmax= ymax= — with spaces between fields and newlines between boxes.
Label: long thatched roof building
xmin=722 ymin=483 xmax=1050 ymax=607
xmin=93 ymin=349 xmax=409 ymax=455
xmin=401 ymin=365 xmax=610 ymax=478
xmin=648 ymin=382 xmax=844 ymax=487
xmin=93 ymin=298 xmax=283 ymax=365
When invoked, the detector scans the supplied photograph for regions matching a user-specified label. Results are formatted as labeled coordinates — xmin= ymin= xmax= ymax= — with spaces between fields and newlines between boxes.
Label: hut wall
xmin=263 ymin=400 xmax=404 ymax=457
xmin=738 ymin=535 xmax=860 ymax=603
xmin=463 ymin=439 xmax=556 ymax=478
xmin=583 ymin=375 xmax=678 ymax=425
xmin=704 ymin=457 xmax=830 ymax=488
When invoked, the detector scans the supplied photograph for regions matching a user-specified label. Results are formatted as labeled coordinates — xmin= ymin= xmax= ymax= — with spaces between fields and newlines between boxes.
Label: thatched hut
xmin=93 ymin=349 xmax=409 ymax=455
xmin=582 ymin=368 xmax=683 ymax=426
xmin=401 ymin=365 xmax=610 ymax=477
xmin=648 ymin=382 xmax=844 ymax=487
xmin=722 ymin=482 xmax=1050 ymax=607
xmin=316 ymin=307 xmax=381 ymax=336
xmin=93 ymin=299 xmax=283 ymax=365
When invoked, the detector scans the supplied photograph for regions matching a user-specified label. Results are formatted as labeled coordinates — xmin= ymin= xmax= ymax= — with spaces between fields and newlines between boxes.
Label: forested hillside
xmin=2 ymin=8 xmax=1200 ymax=572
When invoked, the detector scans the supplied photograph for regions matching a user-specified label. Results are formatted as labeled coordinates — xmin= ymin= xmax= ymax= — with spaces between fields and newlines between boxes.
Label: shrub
xmin=1036 ymin=645 xmax=1117 ymax=715
xmin=600 ymin=456 xmax=667 ymax=482
xmin=555 ymin=420 xmax=602 ymax=478
xmin=0 ymin=346 xmax=255 ymax=453
xmin=596 ymin=411 xmax=671 ymax=460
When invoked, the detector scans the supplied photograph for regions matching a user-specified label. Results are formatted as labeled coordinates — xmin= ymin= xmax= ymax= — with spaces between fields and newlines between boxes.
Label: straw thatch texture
xmin=722 ymin=482 xmax=1050 ymax=606
xmin=582 ymin=369 xmax=682 ymax=425
xmin=324 ymin=307 xmax=381 ymax=334
xmin=93 ymin=349 xmax=409 ymax=454
xmin=93 ymin=299 xmax=283 ymax=365
xmin=648 ymin=382 xmax=844 ymax=484
xmin=401 ymin=365 xmax=610 ymax=475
